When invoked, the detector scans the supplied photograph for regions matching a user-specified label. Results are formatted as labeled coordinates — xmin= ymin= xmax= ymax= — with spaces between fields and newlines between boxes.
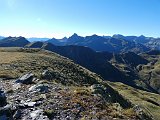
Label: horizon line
xmin=1 ymin=33 xmax=159 ymax=39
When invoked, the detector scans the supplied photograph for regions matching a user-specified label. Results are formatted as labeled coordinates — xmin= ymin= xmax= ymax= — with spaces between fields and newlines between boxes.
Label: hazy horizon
xmin=1 ymin=33 xmax=160 ymax=39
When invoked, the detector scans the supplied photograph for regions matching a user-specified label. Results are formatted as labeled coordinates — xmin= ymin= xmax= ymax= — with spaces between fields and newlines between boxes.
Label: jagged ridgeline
xmin=0 ymin=48 xmax=157 ymax=120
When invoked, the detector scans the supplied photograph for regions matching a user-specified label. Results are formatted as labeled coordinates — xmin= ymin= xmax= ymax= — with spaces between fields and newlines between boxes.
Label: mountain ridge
xmin=0 ymin=35 xmax=159 ymax=94
xmin=47 ymin=34 xmax=151 ymax=53
xmin=0 ymin=47 xmax=159 ymax=120
xmin=1 ymin=34 xmax=160 ymax=52
xmin=25 ymin=41 xmax=159 ymax=94
xmin=0 ymin=36 xmax=29 ymax=47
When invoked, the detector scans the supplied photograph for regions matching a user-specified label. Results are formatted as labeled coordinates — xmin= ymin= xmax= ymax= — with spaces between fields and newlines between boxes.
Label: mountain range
xmin=0 ymin=36 xmax=29 ymax=47
xmin=46 ymin=34 xmax=160 ymax=52
xmin=47 ymin=34 xmax=150 ymax=53
xmin=0 ymin=35 xmax=159 ymax=94
xmin=0 ymin=34 xmax=160 ymax=52
xmin=0 ymin=35 xmax=160 ymax=119
xmin=112 ymin=34 xmax=160 ymax=50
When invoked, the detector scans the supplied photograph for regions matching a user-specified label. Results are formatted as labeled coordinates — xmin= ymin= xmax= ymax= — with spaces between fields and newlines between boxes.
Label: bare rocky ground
xmin=0 ymin=73 xmax=139 ymax=120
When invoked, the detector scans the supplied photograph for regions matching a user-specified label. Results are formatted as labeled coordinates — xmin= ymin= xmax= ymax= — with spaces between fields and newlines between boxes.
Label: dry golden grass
xmin=0 ymin=52 xmax=26 ymax=63
xmin=108 ymin=81 xmax=160 ymax=120
xmin=0 ymin=48 xmax=100 ymax=85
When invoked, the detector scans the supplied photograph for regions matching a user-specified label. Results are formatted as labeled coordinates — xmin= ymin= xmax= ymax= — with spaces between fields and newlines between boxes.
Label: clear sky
xmin=0 ymin=0 xmax=160 ymax=38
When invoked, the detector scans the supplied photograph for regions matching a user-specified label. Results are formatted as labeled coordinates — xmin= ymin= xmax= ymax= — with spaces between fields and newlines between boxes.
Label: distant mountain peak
xmin=85 ymin=34 xmax=104 ymax=40
xmin=91 ymin=34 xmax=98 ymax=37
xmin=68 ymin=33 xmax=84 ymax=41
xmin=51 ymin=37 xmax=57 ymax=40
xmin=72 ymin=33 xmax=79 ymax=37
xmin=62 ymin=37 xmax=68 ymax=39
xmin=139 ymin=35 xmax=146 ymax=38
xmin=0 ymin=36 xmax=29 ymax=47
xmin=112 ymin=34 xmax=124 ymax=38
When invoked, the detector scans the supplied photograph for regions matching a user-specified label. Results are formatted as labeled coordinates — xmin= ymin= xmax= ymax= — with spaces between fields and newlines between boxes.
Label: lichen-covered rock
xmin=29 ymin=84 xmax=49 ymax=93
xmin=41 ymin=70 xmax=52 ymax=80
xmin=133 ymin=105 xmax=153 ymax=120
xmin=90 ymin=84 xmax=105 ymax=95
xmin=90 ymin=84 xmax=114 ymax=102
xmin=15 ymin=72 xmax=34 ymax=84
xmin=13 ymin=83 xmax=21 ymax=90
xmin=30 ymin=109 xmax=49 ymax=120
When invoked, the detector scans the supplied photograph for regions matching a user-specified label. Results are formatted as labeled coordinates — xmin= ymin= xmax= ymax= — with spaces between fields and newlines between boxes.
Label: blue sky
xmin=0 ymin=0 xmax=160 ymax=38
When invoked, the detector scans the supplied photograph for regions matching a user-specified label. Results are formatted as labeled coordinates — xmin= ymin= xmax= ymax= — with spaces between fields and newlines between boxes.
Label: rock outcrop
xmin=15 ymin=72 xmax=34 ymax=84
xmin=0 ymin=89 xmax=7 ymax=107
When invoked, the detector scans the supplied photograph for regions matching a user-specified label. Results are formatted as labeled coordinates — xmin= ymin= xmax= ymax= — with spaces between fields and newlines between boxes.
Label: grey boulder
xmin=15 ymin=72 xmax=34 ymax=84
xmin=29 ymin=84 xmax=49 ymax=93
xmin=30 ymin=109 xmax=49 ymax=120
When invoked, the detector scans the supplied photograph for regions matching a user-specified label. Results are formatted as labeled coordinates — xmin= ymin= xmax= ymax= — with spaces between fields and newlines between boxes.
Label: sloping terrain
xmin=26 ymin=42 xmax=126 ymax=82
xmin=110 ymin=50 xmax=160 ymax=94
xmin=146 ymin=38 xmax=160 ymax=50
xmin=108 ymin=82 xmax=160 ymax=120
xmin=26 ymin=42 xmax=156 ymax=93
xmin=137 ymin=51 xmax=160 ymax=93
xmin=0 ymin=37 xmax=29 ymax=47
xmin=0 ymin=36 xmax=5 ymax=40
xmin=0 ymin=48 xmax=147 ymax=120
xmin=114 ymin=50 xmax=160 ymax=94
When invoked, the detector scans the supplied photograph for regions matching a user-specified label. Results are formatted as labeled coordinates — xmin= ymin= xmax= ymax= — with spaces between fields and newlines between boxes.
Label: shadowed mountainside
xmin=26 ymin=42 xmax=158 ymax=94
xmin=0 ymin=36 xmax=29 ymax=47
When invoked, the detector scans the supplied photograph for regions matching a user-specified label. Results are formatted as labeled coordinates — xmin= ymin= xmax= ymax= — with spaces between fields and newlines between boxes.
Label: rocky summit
xmin=0 ymin=48 xmax=159 ymax=120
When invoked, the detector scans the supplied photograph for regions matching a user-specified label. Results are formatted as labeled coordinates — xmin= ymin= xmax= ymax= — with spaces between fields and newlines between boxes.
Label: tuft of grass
xmin=122 ymin=108 xmax=136 ymax=117
xmin=44 ymin=109 xmax=57 ymax=119
xmin=73 ymin=87 xmax=90 ymax=96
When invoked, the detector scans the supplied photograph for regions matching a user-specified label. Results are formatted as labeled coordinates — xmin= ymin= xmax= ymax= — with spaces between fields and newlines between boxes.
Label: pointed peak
xmin=69 ymin=33 xmax=82 ymax=39
xmin=62 ymin=37 xmax=68 ymax=40
xmin=72 ymin=33 xmax=78 ymax=37
xmin=8 ymin=36 xmax=13 ymax=38
xmin=139 ymin=35 xmax=146 ymax=38
xmin=51 ymin=37 xmax=56 ymax=39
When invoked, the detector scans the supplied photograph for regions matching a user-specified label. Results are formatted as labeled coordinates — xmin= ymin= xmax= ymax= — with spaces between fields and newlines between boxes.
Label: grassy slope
xmin=138 ymin=53 xmax=160 ymax=93
xmin=110 ymin=52 xmax=160 ymax=94
xmin=0 ymin=47 xmax=140 ymax=119
xmin=108 ymin=81 xmax=160 ymax=120
xmin=0 ymin=47 xmax=101 ymax=85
